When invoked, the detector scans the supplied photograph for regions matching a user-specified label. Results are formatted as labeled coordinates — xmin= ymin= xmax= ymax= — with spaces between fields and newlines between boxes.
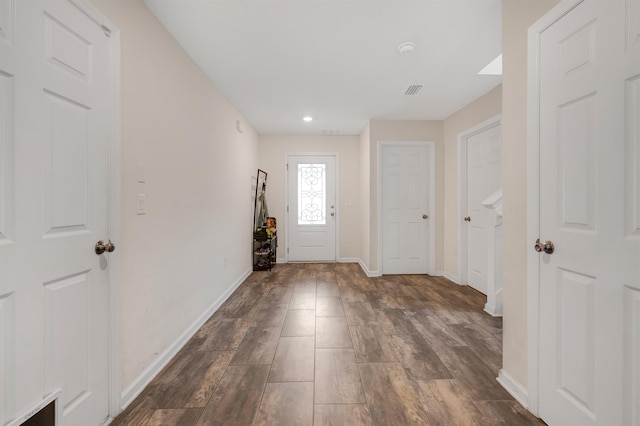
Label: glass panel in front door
xmin=298 ymin=163 xmax=326 ymax=225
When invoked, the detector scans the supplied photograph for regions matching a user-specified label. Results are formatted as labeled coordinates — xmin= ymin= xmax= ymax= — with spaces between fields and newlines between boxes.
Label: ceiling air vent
xmin=404 ymin=84 xmax=424 ymax=96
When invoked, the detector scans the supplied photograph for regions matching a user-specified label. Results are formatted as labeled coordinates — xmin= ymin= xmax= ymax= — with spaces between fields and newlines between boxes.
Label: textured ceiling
xmin=144 ymin=0 xmax=502 ymax=135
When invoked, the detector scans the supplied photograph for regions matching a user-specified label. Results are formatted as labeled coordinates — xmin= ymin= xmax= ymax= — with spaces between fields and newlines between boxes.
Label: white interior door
xmin=0 ymin=2 xmax=113 ymax=425
xmin=537 ymin=0 xmax=640 ymax=424
xmin=381 ymin=143 xmax=433 ymax=275
xmin=287 ymin=155 xmax=337 ymax=262
xmin=465 ymin=124 xmax=501 ymax=294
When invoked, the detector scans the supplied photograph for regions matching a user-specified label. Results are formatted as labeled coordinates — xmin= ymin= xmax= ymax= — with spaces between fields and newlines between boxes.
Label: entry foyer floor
xmin=112 ymin=263 xmax=545 ymax=425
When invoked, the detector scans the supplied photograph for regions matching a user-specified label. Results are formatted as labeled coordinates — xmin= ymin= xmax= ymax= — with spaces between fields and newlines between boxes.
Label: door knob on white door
xmin=464 ymin=216 xmax=471 ymax=222
xmin=534 ymin=238 xmax=554 ymax=254
xmin=422 ymin=214 xmax=429 ymax=219
xmin=95 ymin=240 xmax=116 ymax=255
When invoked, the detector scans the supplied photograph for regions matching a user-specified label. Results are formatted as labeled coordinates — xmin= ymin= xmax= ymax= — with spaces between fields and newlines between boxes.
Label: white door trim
xmin=67 ymin=0 xmax=122 ymax=419
xmin=284 ymin=152 xmax=340 ymax=263
xmin=526 ymin=0 xmax=584 ymax=416
xmin=457 ymin=115 xmax=501 ymax=287
xmin=377 ymin=141 xmax=435 ymax=275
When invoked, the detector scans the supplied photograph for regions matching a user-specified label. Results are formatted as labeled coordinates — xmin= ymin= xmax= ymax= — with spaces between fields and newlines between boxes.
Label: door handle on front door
xmin=95 ymin=240 xmax=116 ymax=255
xmin=422 ymin=214 xmax=428 ymax=219
xmin=534 ymin=238 xmax=554 ymax=254
xmin=464 ymin=216 xmax=471 ymax=222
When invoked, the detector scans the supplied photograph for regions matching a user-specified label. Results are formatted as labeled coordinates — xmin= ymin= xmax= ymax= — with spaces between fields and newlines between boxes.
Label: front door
xmin=537 ymin=0 xmax=640 ymax=424
xmin=287 ymin=155 xmax=337 ymax=262
xmin=381 ymin=143 xmax=434 ymax=275
xmin=464 ymin=123 xmax=501 ymax=294
xmin=0 ymin=1 xmax=113 ymax=424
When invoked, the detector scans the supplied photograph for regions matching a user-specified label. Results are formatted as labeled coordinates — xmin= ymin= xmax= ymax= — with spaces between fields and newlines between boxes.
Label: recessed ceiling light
xmin=303 ymin=116 xmax=313 ymax=122
xmin=478 ymin=54 xmax=502 ymax=75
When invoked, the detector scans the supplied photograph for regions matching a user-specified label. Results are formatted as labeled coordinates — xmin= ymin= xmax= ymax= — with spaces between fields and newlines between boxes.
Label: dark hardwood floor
xmin=112 ymin=263 xmax=545 ymax=426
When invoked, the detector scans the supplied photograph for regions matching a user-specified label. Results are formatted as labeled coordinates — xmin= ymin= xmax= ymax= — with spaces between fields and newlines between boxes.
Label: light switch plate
xmin=136 ymin=194 xmax=146 ymax=215
xmin=137 ymin=163 xmax=146 ymax=183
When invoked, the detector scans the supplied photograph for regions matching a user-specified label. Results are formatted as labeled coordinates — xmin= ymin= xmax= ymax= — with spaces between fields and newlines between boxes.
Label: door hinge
xmin=286 ymin=164 xmax=289 ymax=171
xmin=287 ymin=206 xmax=289 ymax=213
xmin=287 ymin=247 xmax=289 ymax=254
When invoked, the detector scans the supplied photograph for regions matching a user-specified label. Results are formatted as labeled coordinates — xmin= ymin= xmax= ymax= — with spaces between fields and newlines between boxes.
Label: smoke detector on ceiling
xmin=398 ymin=42 xmax=416 ymax=55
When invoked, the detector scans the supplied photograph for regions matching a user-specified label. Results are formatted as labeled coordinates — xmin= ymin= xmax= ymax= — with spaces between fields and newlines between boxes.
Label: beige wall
xmin=501 ymin=0 xmax=560 ymax=387
xmin=366 ymin=120 xmax=444 ymax=274
xmin=442 ymin=85 xmax=502 ymax=279
xmin=92 ymin=0 xmax=259 ymax=399
xmin=258 ymin=135 xmax=361 ymax=260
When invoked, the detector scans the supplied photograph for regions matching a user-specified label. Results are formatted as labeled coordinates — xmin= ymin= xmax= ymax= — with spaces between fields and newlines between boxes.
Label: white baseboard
xmin=431 ymin=270 xmax=444 ymax=277
xmin=276 ymin=257 xmax=286 ymax=264
xmin=484 ymin=303 xmax=503 ymax=317
xmin=358 ymin=259 xmax=381 ymax=277
xmin=338 ymin=257 xmax=359 ymax=263
xmin=497 ymin=369 xmax=529 ymax=409
xmin=119 ymin=267 xmax=252 ymax=410
xmin=443 ymin=271 xmax=460 ymax=284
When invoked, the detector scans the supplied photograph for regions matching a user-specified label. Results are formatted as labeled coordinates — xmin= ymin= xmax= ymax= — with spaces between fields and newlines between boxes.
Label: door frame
xmin=377 ymin=141 xmax=435 ymax=275
xmin=457 ymin=115 xmax=501 ymax=287
xmin=526 ymin=0 xmax=584 ymax=416
xmin=68 ymin=0 xmax=122 ymax=419
xmin=284 ymin=152 xmax=340 ymax=262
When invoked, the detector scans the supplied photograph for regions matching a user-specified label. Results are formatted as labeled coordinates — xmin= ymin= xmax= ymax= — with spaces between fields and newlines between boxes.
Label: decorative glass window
xmin=298 ymin=163 xmax=326 ymax=225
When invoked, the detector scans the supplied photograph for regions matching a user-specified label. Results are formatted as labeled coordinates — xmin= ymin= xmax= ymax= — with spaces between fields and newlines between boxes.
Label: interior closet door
xmin=536 ymin=0 xmax=640 ymax=424
xmin=1 ymin=2 xmax=114 ymax=424
xmin=381 ymin=143 xmax=434 ymax=275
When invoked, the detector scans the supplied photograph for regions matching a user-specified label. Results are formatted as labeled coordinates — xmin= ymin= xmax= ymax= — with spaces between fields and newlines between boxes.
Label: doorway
xmin=286 ymin=154 xmax=338 ymax=262
xmin=528 ymin=0 xmax=639 ymax=424
xmin=458 ymin=117 xmax=502 ymax=294
xmin=380 ymin=142 xmax=435 ymax=275
xmin=0 ymin=1 xmax=120 ymax=425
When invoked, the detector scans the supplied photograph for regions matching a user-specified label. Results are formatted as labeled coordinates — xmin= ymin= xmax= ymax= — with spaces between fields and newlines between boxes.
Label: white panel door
xmin=0 ymin=1 xmax=112 ymax=425
xmin=537 ymin=0 xmax=640 ymax=424
xmin=381 ymin=143 xmax=433 ymax=275
xmin=465 ymin=124 xmax=501 ymax=294
xmin=287 ymin=155 xmax=337 ymax=262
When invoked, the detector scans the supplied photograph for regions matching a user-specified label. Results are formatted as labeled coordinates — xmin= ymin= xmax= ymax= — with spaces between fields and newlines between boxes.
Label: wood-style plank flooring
xmin=112 ymin=263 xmax=545 ymax=426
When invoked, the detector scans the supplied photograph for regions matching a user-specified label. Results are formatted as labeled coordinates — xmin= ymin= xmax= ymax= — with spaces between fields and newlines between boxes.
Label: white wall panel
xmin=0 ymin=71 xmax=13 ymax=244
xmin=560 ymin=20 xmax=595 ymax=78
xmin=0 ymin=292 xmax=15 ymax=424
xmin=43 ymin=91 xmax=89 ymax=238
xmin=44 ymin=12 xmax=91 ymax=82
xmin=559 ymin=94 xmax=596 ymax=231
xmin=387 ymin=222 xmax=400 ymax=260
xmin=0 ymin=0 xmax=14 ymax=45
xmin=44 ymin=272 xmax=90 ymax=413
xmin=407 ymin=221 xmax=421 ymax=259
xmin=627 ymin=75 xmax=640 ymax=238
xmin=625 ymin=285 xmax=640 ymax=426
xmin=557 ymin=268 xmax=596 ymax=418
xmin=627 ymin=0 xmax=640 ymax=50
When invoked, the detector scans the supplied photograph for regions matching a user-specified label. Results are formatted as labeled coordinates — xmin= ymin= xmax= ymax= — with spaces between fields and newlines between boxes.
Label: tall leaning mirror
xmin=253 ymin=169 xmax=268 ymax=229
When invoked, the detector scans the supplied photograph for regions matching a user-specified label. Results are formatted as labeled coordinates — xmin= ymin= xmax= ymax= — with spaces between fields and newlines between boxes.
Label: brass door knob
xmin=534 ymin=238 xmax=554 ymax=254
xmin=464 ymin=216 xmax=471 ymax=222
xmin=95 ymin=240 xmax=116 ymax=255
